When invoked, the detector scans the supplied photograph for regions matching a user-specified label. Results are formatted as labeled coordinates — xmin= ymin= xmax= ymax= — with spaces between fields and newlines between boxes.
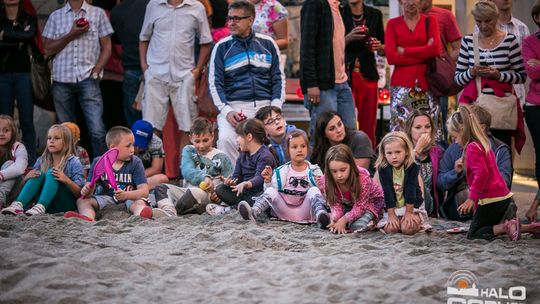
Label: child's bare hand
xmin=81 ymin=183 xmax=93 ymax=196
xmin=385 ymin=213 xmax=400 ymax=232
xmin=232 ymin=181 xmax=250 ymax=196
xmin=51 ymin=167 xmax=69 ymax=184
xmin=525 ymin=205 xmax=538 ymax=223
xmin=329 ymin=217 xmax=348 ymax=234
xmin=454 ymin=157 xmax=464 ymax=174
xmin=261 ymin=166 xmax=273 ymax=183
xmin=24 ymin=169 xmax=41 ymax=181
xmin=457 ymin=199 xmax=474 ymax=215
xmin=401 ymin=212 xmax=417 ymax=229
xmin=113 ymin=189 xmax=129 ymax=201
xmin=224 ymin=177 xmax=238 ymax=186
xmin=209 ymin=191 xmax=220 ymax=203
xmin=202 ymin=177 xmax=214 ymax=190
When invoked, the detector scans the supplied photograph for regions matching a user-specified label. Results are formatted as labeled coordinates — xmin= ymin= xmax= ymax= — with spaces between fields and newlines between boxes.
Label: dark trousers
xmin=467 ymin=197 xmax=511 ymax=240
xmin=215 ymin=184 xmax=260 ymax=206
xmin=525 ymin=105 xmax=540 ymax=189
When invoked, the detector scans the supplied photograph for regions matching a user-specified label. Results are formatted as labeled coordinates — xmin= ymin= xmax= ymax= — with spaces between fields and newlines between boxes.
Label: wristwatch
xmin=91 ymin=72 xmax=99 ymax=80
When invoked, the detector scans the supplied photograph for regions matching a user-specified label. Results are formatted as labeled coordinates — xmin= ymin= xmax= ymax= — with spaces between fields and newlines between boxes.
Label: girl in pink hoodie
xmin=447 ymin=105 xmax=540 ymax=240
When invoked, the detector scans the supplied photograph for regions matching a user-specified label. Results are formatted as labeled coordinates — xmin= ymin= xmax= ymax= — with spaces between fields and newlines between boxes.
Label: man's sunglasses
xmin=226 ymin=15 xmax=251 ymax=22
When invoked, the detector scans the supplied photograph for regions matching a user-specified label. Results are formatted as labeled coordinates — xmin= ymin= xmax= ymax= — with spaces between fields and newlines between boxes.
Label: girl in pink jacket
xmin=447 ymin=106 xmax=540 ymax=240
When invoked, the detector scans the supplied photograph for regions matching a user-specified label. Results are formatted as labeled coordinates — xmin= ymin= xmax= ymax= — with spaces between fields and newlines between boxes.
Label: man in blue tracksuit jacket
xmin=208 ymin=0 xmax=285 ymax=165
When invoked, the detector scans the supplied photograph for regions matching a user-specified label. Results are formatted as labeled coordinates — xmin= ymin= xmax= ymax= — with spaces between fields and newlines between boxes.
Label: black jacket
xmin=342 ymin=4 xmax=384 ymax=82
xmin=299 ymin=0 xmax=348 ymax=93
xmin=0 ymin=12 xmax=37 ymax=72
xmin=378 ymin=163 xmax=424 ymax=209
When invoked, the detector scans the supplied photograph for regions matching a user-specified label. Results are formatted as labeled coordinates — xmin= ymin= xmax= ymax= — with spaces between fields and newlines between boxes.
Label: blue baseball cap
xmin=131 ymin=120 xmax=153 ymax=149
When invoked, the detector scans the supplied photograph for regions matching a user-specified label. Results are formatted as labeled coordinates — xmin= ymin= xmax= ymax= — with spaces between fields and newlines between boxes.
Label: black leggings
xmin=215 ymin=184 xmax=259 ymax=207
xmin=525 ymin=105 xmax=540 ymax=190
xmin=467 ymin=197 xmax=511 ymax=240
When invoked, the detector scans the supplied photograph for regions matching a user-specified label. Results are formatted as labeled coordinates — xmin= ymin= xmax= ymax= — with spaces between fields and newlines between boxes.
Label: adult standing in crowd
xmin=0 ymin=0 xmax=37 ymax=165
xmin=454 ymin=0 xmax=526 ymax=148
xmin=42 ymin=0 xmax=113 ymax=157
xmin=139 ymin=0 xmax=212 ymax=138
xmin=342 ymin=0 xmax=384 ymax=147
xmin=300 ymin=0 xmax=357 ymax=138
xmin=523 ymin=1 xmax=540 ymax=223
xmin=250 ymin=0 xmax=288 ymax=72
xmin=209 ymin=0 xmax=284 ymax=165
xmin=110 ymin=0 xmax=149 ymax=127
xmin=385 ymin=0 xmax=441 ymax=137
xmin=421 ymin=0 xmax=461 ymax=144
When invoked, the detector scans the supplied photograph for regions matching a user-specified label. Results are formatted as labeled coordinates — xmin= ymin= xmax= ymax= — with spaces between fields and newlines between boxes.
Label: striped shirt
xmin=455 ymin=33 xmax=526 ymax=94
xmin=42 ymin=1 xmax=114 ymax=83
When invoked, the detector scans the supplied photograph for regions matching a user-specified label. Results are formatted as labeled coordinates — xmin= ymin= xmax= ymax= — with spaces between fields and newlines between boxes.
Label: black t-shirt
xmin=0 ymin=12 xmax=36 ymax=73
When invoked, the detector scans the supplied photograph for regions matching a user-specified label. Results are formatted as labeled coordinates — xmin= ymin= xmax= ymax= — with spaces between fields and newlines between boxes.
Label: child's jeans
xmin=215 ymin=184 xmax=260 ymax=207
xmin=16 ymin=169 xmax=77 ymax=213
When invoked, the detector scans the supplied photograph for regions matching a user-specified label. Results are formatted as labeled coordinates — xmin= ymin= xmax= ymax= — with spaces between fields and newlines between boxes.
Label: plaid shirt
xmin=300 ymin=0 xmax=347 ymax=93
xmin=42 ymin=1 xmax=114 ymax=83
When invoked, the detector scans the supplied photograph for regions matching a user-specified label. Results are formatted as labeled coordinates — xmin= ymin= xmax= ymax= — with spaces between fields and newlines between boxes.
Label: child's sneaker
xmin=139 ymin=206 xmax=153 ymax=219
xmin=152 ymin=206 xmax=177 ymax=218
xmin=64 ymin=211 xmax=94 ymax=222
xmin=238 ymin=201 xmax=256 ymax=223
xmin=504 ymin=218 xmax=521 ymax=241
xmin=206 ymin=203 xmax=233 ymax=216
xmin=316 ymin=210 xmax=330 ymax=229
xmin=1 ymin=201 xmax=24 ymax=215
xmin=25 ymin=203 xmax=46 ymax=216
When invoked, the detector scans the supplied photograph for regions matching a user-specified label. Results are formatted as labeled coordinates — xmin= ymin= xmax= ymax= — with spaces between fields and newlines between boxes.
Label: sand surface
xmin=1 ymin=180 xmax=539 ymax=304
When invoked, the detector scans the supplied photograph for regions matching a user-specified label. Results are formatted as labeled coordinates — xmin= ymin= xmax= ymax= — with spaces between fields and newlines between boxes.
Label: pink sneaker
xmin=504 ymin=218 xmax=521 ymax=241
xmin=139 ymin=206 xmax=152 ymax=219
xmin=64 ymin=211 xmax=94 ymax=222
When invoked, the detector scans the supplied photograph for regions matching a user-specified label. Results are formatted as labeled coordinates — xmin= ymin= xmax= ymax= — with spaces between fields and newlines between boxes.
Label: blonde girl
xmin=448 ymin=106 xmax=540 ymax=240
xmin=375 ymin=131 xmax=430 ymax=235
xmin=323 ymin=144 xmax=384 ymax=234
xmin=0 ymin=115 xmax=28 ymax=208
xmin=1 ymin=125 xmax=84 ymax=215
xmin=238 ymin=130 xmax=330 ymax=227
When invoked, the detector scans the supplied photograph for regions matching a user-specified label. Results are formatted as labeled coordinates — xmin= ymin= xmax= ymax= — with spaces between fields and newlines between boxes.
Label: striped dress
xmin=455 ymin=33 xmax=526 ymax=95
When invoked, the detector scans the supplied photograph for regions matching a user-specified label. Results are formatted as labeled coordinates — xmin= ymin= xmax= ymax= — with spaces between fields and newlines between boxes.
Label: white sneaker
xmin=205 ymin=203 xmax=233 ymax=216
xmin=152 ymin=206 xmax=177 ymax=218
xmin=238 ymin=201 xmax=256 ymax=223
xmin=1 ymin=201 xmax=24 ymax=215
xmin=25 ymin=203 xmax=46 ymax=216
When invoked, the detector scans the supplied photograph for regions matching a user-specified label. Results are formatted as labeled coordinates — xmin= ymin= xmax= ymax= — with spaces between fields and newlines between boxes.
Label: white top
xmin=139 ymin=0 xmax=212 ymax=82
xmin=0 ymin=142 xmax=28 ymax=181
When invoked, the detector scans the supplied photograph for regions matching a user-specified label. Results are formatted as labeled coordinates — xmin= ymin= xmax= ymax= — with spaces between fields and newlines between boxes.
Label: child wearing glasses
xmin=237 ymin=130 xmax=330 ymax=227
xmin=255 ymin=106 xmax=299 ymax=166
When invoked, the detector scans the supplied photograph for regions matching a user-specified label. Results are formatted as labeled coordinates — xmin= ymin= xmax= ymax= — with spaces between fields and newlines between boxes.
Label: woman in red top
xmin=385 ymin=0 xmax=441 ymax=140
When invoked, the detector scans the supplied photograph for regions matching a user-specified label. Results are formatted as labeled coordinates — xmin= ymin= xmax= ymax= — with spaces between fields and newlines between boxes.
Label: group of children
xmin=0 ymin=104 xmax=539 ymax=241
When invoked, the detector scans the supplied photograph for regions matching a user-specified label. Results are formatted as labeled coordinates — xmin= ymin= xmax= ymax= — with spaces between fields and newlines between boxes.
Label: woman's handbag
xmin=425 ymin=18 xmax=462 ymax=97
xmin=472 ymin=33 xmax=518 ymax=130
xmin=27 ymin=44 xmax=54 ymax=111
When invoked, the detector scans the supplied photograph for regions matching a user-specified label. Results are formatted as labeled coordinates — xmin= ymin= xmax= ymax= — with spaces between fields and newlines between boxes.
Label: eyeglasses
xmin=264 ymin=115 xmax=282 ymax=126
xmin=226 ymin=15 xmax=251 ymax=23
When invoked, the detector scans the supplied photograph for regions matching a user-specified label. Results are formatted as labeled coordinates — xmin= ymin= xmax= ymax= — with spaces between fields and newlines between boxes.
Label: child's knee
xmin=77 ymin=197 xmax=96 ymax=209
xmin=306 ymin=187 xmax=322 ymax=198
xmin=129 ymin=200 xmax=147 ymax=211
xmin=400 ymin=223 xmax=419 ymax=235
xmin=264 ymin=187 xmax=278 ymax=197
xmin=384 ymin=225 xmax=399 ymax=234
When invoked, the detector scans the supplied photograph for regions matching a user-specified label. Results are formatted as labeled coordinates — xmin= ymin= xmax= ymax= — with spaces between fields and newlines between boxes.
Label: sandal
xmin=504 ymin=218 xmax=521 ymax=241
xmin=526 ymin=221 xmax=540 ymax=236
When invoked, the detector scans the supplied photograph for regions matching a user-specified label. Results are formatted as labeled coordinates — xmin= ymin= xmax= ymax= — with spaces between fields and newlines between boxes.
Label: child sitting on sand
xmin=131 ymin=120 xmax=169 ymax=190
xmin=375 ymin=132 xmax=430 ymax=235
xmin=62 ymin=122 xmax=90 ymax=179
xmin=237 ymin=130 xmax=329 ymax=227
xmin=0 ymin=115 xmax=27 ymax=208
xmin=151 ymin=118 xmax=233 ymax=217
xmin=65 ymin=127 xmax=150 ymax=221
xmin=447 ymin=106 xmax=540 ymax=240
xmin=2 ymin=124 xmax=84 ymax=215
xmin=208 ymin=119 xmax=276 ymax=215
xmin=322 ymin=144 xmax=385 ymax=234
xmin=255 ymin=106 xmax=298 ymax=166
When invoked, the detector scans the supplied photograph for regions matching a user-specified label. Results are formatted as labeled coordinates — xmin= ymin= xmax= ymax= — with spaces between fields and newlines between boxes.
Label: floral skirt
xmin=389 ymin=86 xmax=443 ymax=142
